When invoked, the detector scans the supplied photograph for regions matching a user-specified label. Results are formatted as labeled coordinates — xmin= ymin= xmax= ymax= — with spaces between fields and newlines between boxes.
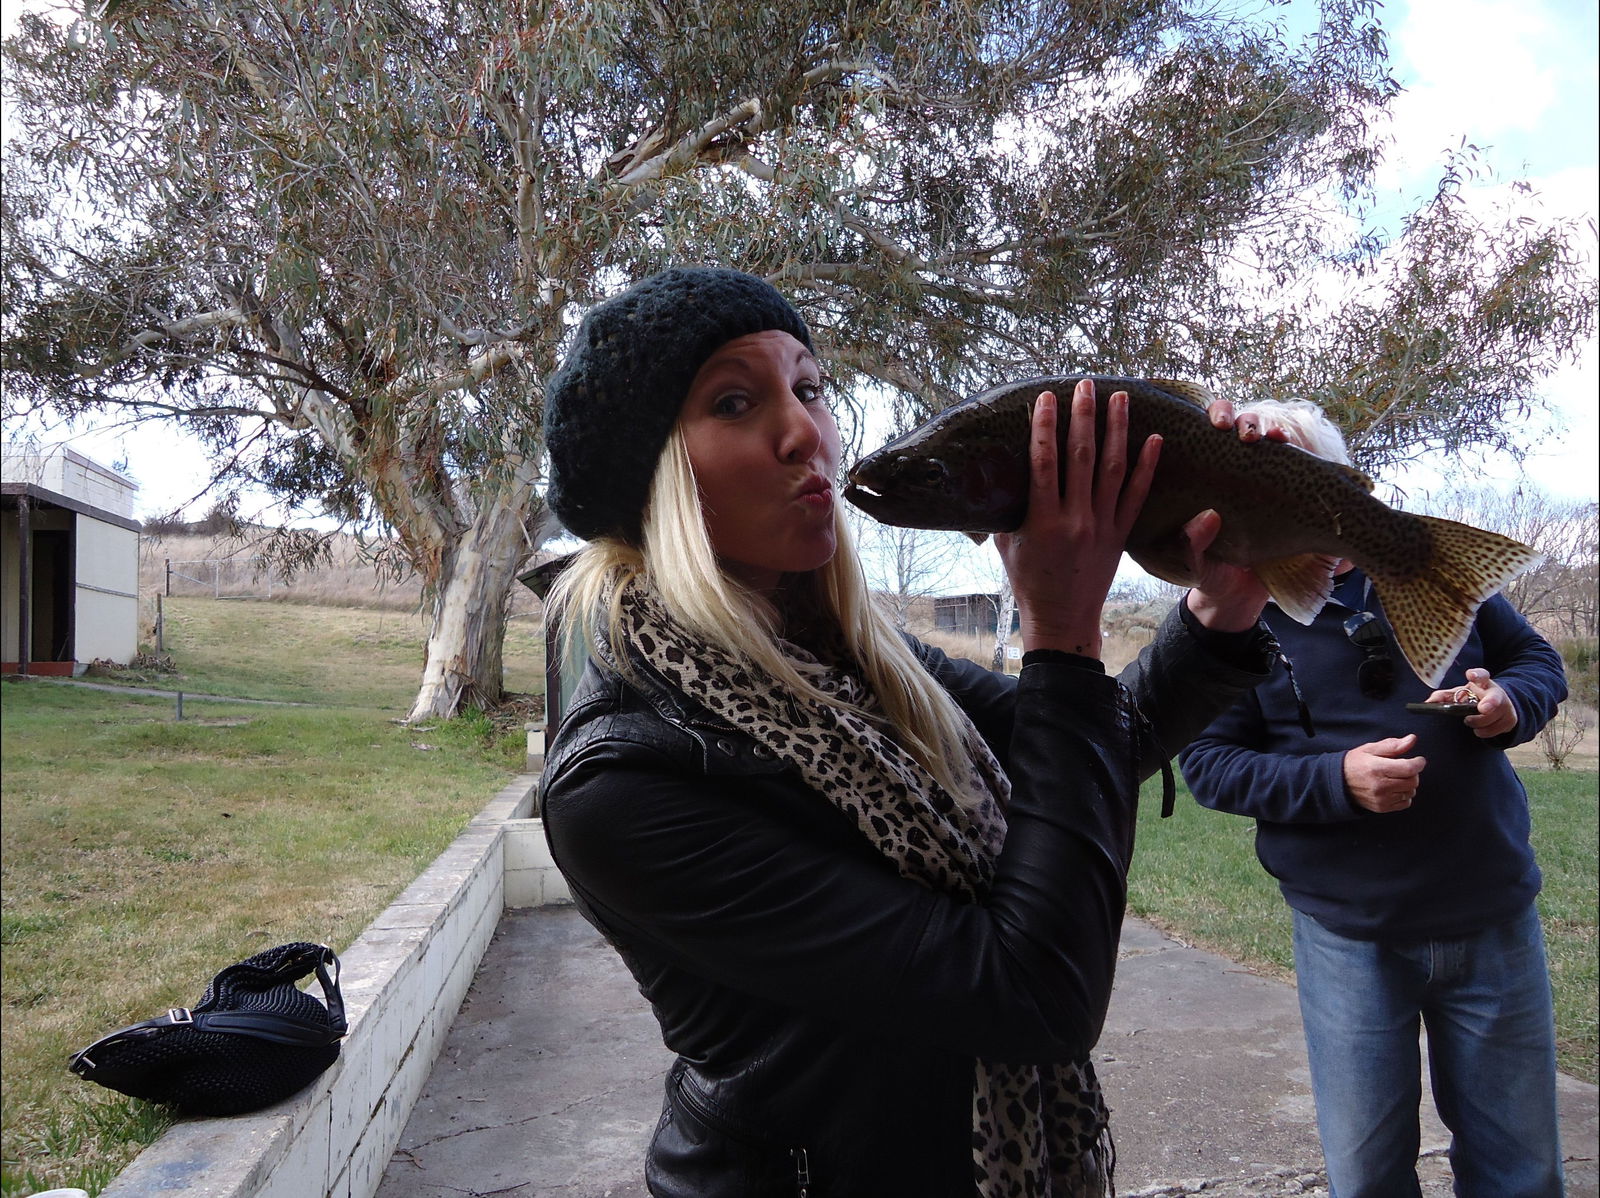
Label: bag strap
xmin=311 ymin=946 xmax=348 ymax=1037
xmin=199 ymin=943 xmax=346 ymax=1036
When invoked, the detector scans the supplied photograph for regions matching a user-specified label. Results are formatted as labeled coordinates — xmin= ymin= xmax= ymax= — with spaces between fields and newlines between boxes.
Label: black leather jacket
xmin=539 ymin=609 xmax=1268 ymax=1197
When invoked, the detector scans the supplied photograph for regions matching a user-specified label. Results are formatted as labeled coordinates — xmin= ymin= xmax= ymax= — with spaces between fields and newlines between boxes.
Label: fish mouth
xmin=842 ymin=483 xmax=885 ymax=510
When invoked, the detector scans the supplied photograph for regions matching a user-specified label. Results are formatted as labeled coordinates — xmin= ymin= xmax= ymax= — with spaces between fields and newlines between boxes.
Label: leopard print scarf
xmin=603 ymin=583 xmax=1114 ymax=1197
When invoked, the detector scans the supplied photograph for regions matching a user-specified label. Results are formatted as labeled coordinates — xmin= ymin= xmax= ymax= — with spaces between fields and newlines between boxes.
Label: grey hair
xmin=1234 ymin=399 xmax=1351 ymax=465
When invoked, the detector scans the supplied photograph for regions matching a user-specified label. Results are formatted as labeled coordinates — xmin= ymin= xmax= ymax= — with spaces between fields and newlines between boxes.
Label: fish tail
xmin=1367 ymin=515 xmax=1543 ymax=688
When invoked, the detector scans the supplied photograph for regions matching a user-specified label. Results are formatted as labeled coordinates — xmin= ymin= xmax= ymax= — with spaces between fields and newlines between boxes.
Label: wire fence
xmin=164 ymin=557 xmax=282 ymax=600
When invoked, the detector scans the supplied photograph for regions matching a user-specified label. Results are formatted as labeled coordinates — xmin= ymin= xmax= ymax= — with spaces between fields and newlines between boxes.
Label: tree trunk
xmin=990 ymin=580 xmax=1016 ymax=673
xmin=405 ymin=490 xmax=533 ymax=722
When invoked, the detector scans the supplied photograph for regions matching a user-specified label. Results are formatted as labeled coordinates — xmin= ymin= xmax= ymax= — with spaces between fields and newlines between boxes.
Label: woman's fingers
xmin=1124 ymin=435 xmax=1161 ymax=524
xmin=1033 ymin=380 xmax=1160 ymax=533
xmin=1029 ymin=389 xmax=1062 ymax=514
xmin=1094 ymin=389 xmax=1129 ymax=513
xmin=1062 ymin=379 xmax=1098 ymax=513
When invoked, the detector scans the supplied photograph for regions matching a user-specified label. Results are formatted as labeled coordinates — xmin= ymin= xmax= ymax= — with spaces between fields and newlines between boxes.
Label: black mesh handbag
xmin=69 ymin=942 xmax=347 ymax=1117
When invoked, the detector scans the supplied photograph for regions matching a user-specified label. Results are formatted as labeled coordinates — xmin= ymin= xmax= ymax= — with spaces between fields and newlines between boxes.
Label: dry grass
xmin=141 ymin=530 xmax=545 ymax=618
xmin=1506 ymin=705 xmax=1599 ymax=773
xmin=909 ymin=604 xmax=1177 ymax=677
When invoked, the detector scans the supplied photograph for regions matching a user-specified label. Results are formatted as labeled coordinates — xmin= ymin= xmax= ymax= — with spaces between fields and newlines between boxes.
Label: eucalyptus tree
xmin=1419 ymin=485 xmax=1598 ymax=641
xmin=3 ymin=0 xmax=1593 ymax=719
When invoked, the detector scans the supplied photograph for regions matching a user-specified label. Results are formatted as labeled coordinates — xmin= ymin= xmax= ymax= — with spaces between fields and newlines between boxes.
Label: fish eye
xmin=921 ymin=459 xmax=948 ymax=486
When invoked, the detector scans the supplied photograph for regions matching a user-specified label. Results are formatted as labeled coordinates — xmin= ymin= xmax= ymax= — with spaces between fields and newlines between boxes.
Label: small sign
xmin=1006 ymin=647 xmax=1021 ymax=660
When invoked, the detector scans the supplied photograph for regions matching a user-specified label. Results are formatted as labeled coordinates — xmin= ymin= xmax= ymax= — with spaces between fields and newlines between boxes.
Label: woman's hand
xmin=996 ymin=379 xmax=1161 ymax=659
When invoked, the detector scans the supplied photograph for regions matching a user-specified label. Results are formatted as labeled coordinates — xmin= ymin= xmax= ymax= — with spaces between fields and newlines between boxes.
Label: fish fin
xmin=1148 ymin=378 xmax=1219 ymax=410
xmin=1254 ymin=553 xmax=1341 ymax=625
xmin=1367 ymin=516 xmax=1542 ymax=688
xmin=965 ymin=532 xmax=991 ymax=546
xmin=1326 ymin=459 xmax=1377 ymax=493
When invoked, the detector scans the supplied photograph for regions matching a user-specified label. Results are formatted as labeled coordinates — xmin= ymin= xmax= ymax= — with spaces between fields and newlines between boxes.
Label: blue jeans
xmin=1291 ymin=904 xmax=1563 ymax=1198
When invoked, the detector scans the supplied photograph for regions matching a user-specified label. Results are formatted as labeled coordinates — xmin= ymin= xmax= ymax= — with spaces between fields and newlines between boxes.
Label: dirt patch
xmin=1505 ymin=704 xmax=1598 ymax=772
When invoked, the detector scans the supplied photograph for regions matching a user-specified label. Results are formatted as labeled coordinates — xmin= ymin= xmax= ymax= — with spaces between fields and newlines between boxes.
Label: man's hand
xmin=1343 ymin=735 xmax=1426 ymax=813
xmin=1181 ymin=508 xmax=1270 ymax=632
xmin=1206 ymin=399 xmax=1292 ymax=442
xmin=1423 ymin=668 xmax=1519 ymax=738
xmin=1180 ymin=401 xmax=1282 ymax=631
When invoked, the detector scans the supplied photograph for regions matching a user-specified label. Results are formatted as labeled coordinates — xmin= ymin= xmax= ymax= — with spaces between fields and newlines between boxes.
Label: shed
xmin=1 ymin=446 xmax=142 ymax=675
xmin=932 ymin=592 xmax=1018 ymax=637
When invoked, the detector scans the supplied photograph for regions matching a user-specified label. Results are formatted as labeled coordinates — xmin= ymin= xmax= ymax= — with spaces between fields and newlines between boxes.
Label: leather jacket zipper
xmin=791 ymin=1146 xmax=811 ymax=1197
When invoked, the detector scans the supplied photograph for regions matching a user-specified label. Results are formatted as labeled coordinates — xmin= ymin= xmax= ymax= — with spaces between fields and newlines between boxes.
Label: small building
xmin=1 ymin=445 xmax=142 ymax=675
xmin=932 ymin=592 xmax=1017 ymax=637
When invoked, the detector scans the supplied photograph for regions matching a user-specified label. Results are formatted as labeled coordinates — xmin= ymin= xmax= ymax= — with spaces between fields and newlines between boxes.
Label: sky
xmin=2 ymin=0 xmax=1596 ymax=530
xmin=1372 ymin=0 xmax=1598 ymax=503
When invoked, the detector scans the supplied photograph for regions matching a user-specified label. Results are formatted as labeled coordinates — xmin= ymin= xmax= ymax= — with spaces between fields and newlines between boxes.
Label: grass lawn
xmin=1 ymin=597 xmax=540 ymax=1196
xmin=5 ymin=593 xmax=1593 ymax=1192
xmin=116 ymin=595 xmax=547 ymax=710
xmin=1129 ymin=770 xmax=1599 ymax=1085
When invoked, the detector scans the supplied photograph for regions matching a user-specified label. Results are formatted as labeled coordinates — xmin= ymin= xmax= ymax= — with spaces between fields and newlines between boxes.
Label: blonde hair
xmin=1234 ymin=398 xmax=1351 ymax=465
xmin=547 ymin=425 xmax=988 ymax=807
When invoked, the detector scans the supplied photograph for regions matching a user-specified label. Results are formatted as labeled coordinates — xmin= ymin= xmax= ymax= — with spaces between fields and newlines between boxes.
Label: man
xmin=1178 ymin=399 xmax=1568 ymax=1198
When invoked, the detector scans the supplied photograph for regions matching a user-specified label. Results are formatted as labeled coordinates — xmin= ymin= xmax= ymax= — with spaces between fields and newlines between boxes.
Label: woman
xmin=538 ymin=266 xmax=1273 ymax=1197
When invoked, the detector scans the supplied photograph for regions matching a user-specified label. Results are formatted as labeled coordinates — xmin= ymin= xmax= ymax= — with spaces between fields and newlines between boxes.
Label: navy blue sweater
xmin=1178 ymin=570 xmax=1567 ymax=941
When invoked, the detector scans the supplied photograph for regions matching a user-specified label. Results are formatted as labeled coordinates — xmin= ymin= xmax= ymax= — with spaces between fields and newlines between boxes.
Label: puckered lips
xmin=795 ymin=473 xmax=833 ymax=509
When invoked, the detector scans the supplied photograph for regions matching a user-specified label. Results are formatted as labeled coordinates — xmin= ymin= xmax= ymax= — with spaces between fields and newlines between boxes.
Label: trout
xmin=843 ymin=375 xmax=1540 ymax=688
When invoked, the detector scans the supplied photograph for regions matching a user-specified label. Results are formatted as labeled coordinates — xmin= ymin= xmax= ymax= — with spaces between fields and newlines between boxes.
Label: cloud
xmin=1377 ymin=0 xmax=1594 ymax=193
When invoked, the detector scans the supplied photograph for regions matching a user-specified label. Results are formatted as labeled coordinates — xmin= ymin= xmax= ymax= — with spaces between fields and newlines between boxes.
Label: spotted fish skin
xmin=843 ymin=375 xmax=1541 ymax=687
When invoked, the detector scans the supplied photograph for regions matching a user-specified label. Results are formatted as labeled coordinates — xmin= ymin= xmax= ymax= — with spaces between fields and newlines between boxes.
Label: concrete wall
xmin=503 ymin=818 xmax=573 ymax=909
xmin=1 ymin=445 xmax=138 ymax=517
xmin=99 ymin=776 xmax=550 ymax=1198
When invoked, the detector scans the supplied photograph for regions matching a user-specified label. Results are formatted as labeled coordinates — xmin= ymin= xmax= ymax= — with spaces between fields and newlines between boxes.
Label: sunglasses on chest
xmin=1342 ymin=610 xmax=1396 ymax=701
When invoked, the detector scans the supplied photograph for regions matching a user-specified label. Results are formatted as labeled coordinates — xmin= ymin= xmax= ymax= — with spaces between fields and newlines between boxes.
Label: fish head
xmin=843 ymin=435 xmax=1027 ymax=534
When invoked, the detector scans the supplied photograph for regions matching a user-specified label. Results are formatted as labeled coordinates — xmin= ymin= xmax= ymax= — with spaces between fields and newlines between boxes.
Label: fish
xmin=843 ymin=375 xmax=1541 ymax=688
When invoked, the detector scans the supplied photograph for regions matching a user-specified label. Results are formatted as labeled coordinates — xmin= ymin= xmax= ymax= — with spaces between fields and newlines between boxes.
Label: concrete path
xmin=13 ymin=674 xmax=311 ymax=705
xmin=378 ymin=906 xmax=1598 ymax=1198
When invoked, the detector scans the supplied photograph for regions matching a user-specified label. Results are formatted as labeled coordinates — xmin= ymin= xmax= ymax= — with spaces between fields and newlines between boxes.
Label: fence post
xmin=156 ymin=593 xmax=164 ymax=653
xmin=165 ymin=558 xmax=171 ymax=597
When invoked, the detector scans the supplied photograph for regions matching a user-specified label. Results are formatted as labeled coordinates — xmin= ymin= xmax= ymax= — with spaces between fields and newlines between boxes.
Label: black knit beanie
xmin=543 ymin=266 xmax=814 ymax=544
